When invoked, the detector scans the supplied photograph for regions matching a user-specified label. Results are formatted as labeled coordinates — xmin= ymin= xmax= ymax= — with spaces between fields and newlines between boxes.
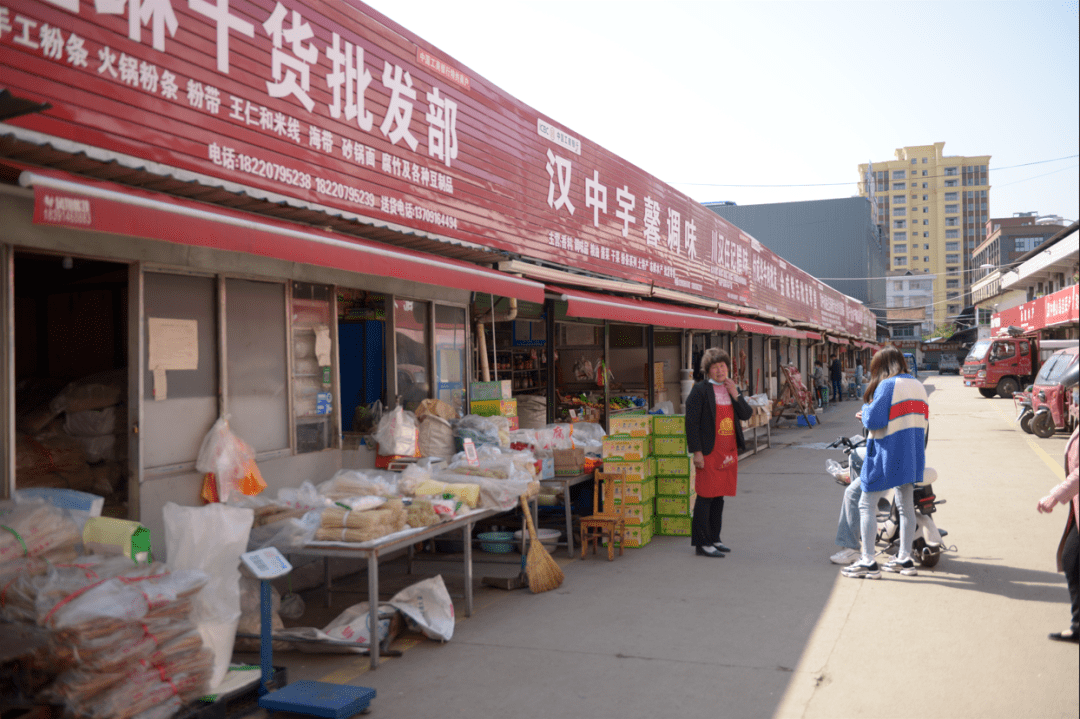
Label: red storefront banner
xmin=26 ymin=169 xmax=545 ymax=302
xmin=992 ymin=285 xmax=1078 ymax=336
xmin=0 ymin=0 xmax=874 ymax=337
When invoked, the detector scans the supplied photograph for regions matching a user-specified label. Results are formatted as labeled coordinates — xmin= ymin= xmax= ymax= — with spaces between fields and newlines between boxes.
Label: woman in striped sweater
xmin=843 ymin=345 xmax=929 ymax=580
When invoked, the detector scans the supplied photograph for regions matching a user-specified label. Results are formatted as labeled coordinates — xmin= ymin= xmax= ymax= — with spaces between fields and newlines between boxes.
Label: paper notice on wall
xmin=148 ymin=318 xmax=199 ymax=370
xmin=314 ymin=324 xmax=331 ymax=366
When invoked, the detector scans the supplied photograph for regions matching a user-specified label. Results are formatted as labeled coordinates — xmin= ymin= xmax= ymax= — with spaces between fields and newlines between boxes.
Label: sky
xmin=360 ymin=0 xmax=1080 ymax=223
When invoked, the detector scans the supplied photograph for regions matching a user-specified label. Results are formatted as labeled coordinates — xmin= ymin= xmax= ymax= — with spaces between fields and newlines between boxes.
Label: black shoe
xmin=1048 ymin=630 xmax=1079 ymax=643
xmin=696 ymin=546 xmax=725 ymax=558
xmin=713 ymin=542 xmax=731 ymax=553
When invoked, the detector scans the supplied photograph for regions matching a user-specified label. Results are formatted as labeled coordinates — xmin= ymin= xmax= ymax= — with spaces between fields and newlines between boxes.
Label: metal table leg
xmin=563 ymin=478 xmax=574 ymax=558
xmin=463 ymin=521 xmax=473 ymax=617
xmin=324 ymin=557 xmax=332 ymax=608
xmin=368 ymin=552 xmax=379 ymax=668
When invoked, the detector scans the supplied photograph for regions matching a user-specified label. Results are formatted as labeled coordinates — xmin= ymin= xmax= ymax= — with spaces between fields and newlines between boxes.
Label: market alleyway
xmin=240 ymin=374 xmax=1079 ymax=719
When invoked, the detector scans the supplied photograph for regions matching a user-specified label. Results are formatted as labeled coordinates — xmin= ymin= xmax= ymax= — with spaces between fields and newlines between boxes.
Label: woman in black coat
xmin=684 ymin=348 xmax=753 ymax=558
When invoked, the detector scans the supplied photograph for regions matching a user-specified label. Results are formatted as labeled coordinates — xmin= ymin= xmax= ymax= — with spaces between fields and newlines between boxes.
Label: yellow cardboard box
xmin=602 ymin=436 xmax=649 ymax=461
xmin=652 ymin=435 xmax=688 ymax=456
xmin=603 ymin=459 xmax=654 ymax=483
xmin=608 ymin=415 xmax=651 ymax=437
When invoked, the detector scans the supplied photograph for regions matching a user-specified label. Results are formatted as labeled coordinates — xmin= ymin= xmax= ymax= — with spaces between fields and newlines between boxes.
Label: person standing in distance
xmin=685 ymin=348 xmax=753 ymax=558
xmin=830 ymin=354 xmax=843 ymax=404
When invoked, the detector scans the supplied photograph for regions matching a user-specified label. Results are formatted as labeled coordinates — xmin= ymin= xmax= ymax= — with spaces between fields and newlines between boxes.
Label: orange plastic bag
xmin=240 ymin=459 xmax=267 ymax=496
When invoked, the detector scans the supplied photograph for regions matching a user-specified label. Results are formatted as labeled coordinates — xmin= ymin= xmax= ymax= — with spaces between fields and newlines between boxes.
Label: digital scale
xmin=239 ymin=548 xmax=377 ymax=717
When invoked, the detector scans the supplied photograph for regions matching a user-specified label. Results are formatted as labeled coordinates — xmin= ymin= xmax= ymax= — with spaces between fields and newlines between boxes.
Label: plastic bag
xmin=390 ymin=575 xmax=454 ymax=642
xmin=373 ymin=406 xmax=418 ymax=456
xmin=826 ymin=459 xmax=850 ymax=485
xmin=163 ymin=502 xmax=254 ymax=691
xmin=453 ymin=414 xmax=501 ymax=448
xmin=418 ymin=415 xmax=455 ymax=459
xmin=650 ymin=400 xmax=675 ymax=415
xmin=318 ymin=469 xmax=401 ymax=499
xmin=195 ymin=417 xmax=264 ymax=502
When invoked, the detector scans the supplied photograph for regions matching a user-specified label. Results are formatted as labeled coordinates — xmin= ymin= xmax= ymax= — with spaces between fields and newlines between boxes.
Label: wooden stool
xmin=579 ymin=472 xmax=626 ymax=561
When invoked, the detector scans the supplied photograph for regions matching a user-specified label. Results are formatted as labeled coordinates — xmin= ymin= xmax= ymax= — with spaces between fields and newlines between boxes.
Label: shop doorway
xmin=337 ymin=289 xmax=386 ymax=434
xmin=12 ymin=251 xmax=130 ymax=517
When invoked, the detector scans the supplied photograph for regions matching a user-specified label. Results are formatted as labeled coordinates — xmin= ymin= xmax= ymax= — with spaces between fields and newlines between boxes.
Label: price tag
xmin=568 ymin=409 xmax=577 ymax=419
xmin=463 ymin=438 xmax=479 ymax=466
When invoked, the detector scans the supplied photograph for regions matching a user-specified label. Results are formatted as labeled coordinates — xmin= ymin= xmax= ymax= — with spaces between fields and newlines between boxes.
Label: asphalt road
xmin=239 ymin=373 xmax=1079 ymax=719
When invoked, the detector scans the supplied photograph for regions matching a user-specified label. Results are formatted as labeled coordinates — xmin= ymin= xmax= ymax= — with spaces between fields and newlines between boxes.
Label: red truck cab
xmin=962 ymin=336 xmax=1035 ymax=399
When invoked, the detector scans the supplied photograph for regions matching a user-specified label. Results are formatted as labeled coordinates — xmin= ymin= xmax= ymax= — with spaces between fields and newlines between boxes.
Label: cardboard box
xmin=652 ymin=435 xmax=687 ymax=456
xmin=656 ymin=455 xmax=692 ymax=476
xmin=469 ymin=380 xmax=513 ymax=400
xmin=613 ymin=478 xmax=655 ymax=505
xmin=655 ymin=515 xmax=692 ymax=536
xmin=470 ymin=398 xmax=518 ymax=417
xmin=656 ymin=494 xmax=695 ymax=516
xmin=553 ymin=447 xmax=586 ymax=476
xmin=651 ymin=415 xmax=685 ymax=435
xmin=621 ymin=522 xmax=653 ymax=547
xmin=608 ymin=415 xmax=651 ymax=437
xmin=657 ymin=475 xmax=692 ymax=496
xmin=620 ymin=501 xmax=654 ymax=526
xmin=603 ymin=459 xmax=654 ymax=483
xmin=602 ymin=436 xmax=649 ymax=461
xmin=537 ymin=456 xmax=554 ymax=480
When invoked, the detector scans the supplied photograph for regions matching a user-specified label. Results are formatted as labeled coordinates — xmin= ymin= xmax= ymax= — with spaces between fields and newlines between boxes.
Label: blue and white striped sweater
xmin=860 ymin=375 xmax=929 ymax=493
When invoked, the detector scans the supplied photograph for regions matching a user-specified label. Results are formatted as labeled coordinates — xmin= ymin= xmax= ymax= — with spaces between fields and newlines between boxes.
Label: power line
xmin=677 ymin=153 xmax=1079 ymax=189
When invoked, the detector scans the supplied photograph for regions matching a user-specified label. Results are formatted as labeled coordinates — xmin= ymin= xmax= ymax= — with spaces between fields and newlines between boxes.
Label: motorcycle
xmin=1014 ymin=386 xmax=1035 ymax=434
xmin=827 ymin=433 xmax=951 ymax=568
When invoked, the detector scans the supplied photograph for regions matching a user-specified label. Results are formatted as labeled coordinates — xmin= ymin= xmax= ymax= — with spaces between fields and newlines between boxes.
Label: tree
xmin=921 ymin=322 xmax=956 ymax=341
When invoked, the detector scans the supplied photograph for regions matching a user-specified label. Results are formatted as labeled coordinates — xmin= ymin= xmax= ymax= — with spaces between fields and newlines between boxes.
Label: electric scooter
xmin=826 ymin=433 xmax=951 ymax=568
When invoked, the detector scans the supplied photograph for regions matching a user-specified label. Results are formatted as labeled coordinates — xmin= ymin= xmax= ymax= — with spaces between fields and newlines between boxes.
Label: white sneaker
xmin=830 ymin=548 xmax=860 ymax=565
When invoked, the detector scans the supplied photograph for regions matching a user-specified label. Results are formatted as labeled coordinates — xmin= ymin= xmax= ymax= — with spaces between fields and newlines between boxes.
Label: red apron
xmin=696 ymin=388 xmax=739 ymax=498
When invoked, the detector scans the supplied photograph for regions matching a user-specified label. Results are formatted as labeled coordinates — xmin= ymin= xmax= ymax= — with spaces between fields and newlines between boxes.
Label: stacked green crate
xmin=651 ymin=415 xmax=695 ymax=537
xmin=602 ymin=416 xmax=655 ymax=548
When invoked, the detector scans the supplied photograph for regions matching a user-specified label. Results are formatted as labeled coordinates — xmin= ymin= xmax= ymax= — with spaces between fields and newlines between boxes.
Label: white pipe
xmin=477 ymin=321 xmax=490 ymax=382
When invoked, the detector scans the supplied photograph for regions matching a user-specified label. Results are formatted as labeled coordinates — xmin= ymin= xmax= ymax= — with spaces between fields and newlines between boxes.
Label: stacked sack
xmin=1 ymin=551 xmax=212 ymax=719
xmin=14 ymin=370 xmax=127 ymax=500
xmin=315 ymin=498 xmax=407 ymax=543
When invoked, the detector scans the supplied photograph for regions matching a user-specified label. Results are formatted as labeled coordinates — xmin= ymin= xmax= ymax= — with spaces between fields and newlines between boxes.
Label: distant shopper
xmin=813 ymin=360 xmax=827 ymax=407
xmin=843 ymin=346 xmax=928 ymax=579
xmin=830 ymin=355 xmax=843 ymax=404
xmin=855 ymin=360 xmax=866 ymax=398
xmin=685 ymin=348 xmax=753 ymax=558
xmin=1036 ymin=363 xmax=1079 ymax=643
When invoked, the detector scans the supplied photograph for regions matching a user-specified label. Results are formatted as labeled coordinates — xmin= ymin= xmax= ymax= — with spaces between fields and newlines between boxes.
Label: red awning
xmin=803 ymin=331 xmax=822 ymax=340
xmin=827 ymin=335 xmax=850 ymax=345
xmin=737 ymin=318 xmax=800 ymax=337
xmin=554 ymin=286 xmax=740 ymax=332
xmin=21 ymin=169 xmax=545 ymax=303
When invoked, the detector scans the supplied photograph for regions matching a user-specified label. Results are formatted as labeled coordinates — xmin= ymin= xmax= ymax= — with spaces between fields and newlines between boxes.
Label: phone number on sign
xmin=209 ymin=144 xmax=375 ymax=208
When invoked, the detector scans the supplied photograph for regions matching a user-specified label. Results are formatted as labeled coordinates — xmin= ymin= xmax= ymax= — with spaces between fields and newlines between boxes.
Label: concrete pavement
xmin=240 ymin=374 xmax=1078 ymax=719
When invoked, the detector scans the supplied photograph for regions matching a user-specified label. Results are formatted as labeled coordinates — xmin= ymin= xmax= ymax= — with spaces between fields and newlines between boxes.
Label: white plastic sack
xmin=418 ymin=415 xmax=455 ymax=459
xmin=390 ymin=575 xmax=454 ymax=642
xmin=64 ymin=406 xmax=117 ymax=436
xmin=650 ymin=401 xmax=675 ymax=415
xmin=164 ymin=502 xmax=253 ymax=691
xmin=374 ymin=406 xmax=418 ymax=457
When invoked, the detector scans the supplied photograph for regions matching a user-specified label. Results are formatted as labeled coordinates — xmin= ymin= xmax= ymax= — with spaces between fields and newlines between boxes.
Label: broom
xmin=520 ymin=494 xmax=564 ymax=593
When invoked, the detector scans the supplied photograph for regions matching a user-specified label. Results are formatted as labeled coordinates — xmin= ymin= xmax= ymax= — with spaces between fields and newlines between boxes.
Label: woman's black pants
xmin=691 ymin=495 xmax=725 ymax=547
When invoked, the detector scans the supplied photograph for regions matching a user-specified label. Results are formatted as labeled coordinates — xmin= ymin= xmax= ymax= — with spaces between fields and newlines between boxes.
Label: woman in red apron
xmin=685 ymin=348 xmax=753 ymax=557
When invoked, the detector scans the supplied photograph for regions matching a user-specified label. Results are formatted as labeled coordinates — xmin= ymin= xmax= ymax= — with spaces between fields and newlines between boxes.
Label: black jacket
xmin=685 ymin=380 xmax=754 ymax=456
xmin=830 ymin=359 xmax=842 ymax=381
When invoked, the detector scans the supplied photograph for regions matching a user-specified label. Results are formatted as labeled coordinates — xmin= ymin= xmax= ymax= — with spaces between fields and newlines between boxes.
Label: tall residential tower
xmin=858 ymin=142 xmax=990 ymax=332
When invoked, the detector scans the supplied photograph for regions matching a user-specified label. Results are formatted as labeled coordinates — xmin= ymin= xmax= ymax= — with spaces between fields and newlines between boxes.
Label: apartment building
xmin=858 ymin=142 xmax=990 ymax=331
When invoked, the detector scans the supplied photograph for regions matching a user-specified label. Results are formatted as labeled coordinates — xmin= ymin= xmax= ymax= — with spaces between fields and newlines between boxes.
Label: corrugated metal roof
xmin=0 ymin=129 xmax=513 ymax=268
